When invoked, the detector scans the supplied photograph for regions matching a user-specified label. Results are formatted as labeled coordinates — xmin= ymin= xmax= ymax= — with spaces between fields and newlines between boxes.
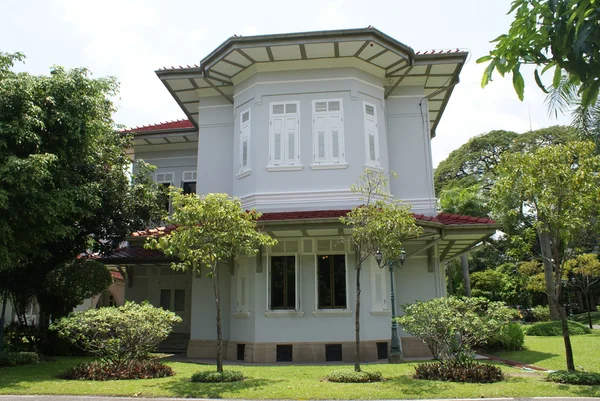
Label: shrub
xmin=191 ymin=370 xmax=244 ymax=382
xmin=0 ymin=351 xmax=40 ymax=367
xmin=532 ymin=305 xmax=551 ymax=322
xmin=50 ymin=301 xmax=181 ymax=369
xmin=61 ymin=359 xmax=174 ymax=381
xmin=397 ymin=297 xmax=513 ymax=366
xmin=324 ymin=370 xmax=383 ymax=383
xmin=499 ymin=322 xmax=525 ymax=350
xmin=547 ymin=370 xmax=600 ymax=385
xmin=414 ymin=362 xmax=504 ymax=383
xmin=525 ymin=320 xmax=591 ymax=336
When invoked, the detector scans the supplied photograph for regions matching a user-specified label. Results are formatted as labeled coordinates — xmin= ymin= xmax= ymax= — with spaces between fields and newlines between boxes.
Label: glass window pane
xmin=183 ymin=182 xmax=196 ymax=195
xmin=333 ymin=255 xmax=347 ymax=308
xmin=174 ymin=289 xmax=185 ymax=312
xmin=270 ymin=256 xmax=285 ymax=309
xmin=318 ymin=255 xmax=332 ymax=308
xmin=160 ymin=289 xmax=171 ymax=310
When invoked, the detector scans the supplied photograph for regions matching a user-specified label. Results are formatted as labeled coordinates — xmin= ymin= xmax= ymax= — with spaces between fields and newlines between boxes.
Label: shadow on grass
xmin=385 ymin=375 xmax=452 ymax=396
xmin=159 ymin=376 xmax=275 ymax=399
xmin=492 ymin=349 xmax=559 ymax=366
xmin=554 ymin=383 xmax=600 ymax=397
xmin=0 ymin=358 xmax=90 ymax=390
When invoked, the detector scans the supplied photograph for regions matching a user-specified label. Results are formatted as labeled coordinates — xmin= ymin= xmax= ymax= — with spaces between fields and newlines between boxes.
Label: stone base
xmin=187 ymin=337 xmax=432 ymax=363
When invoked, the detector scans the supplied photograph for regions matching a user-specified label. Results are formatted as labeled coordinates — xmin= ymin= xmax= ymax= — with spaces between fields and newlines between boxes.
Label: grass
xmin=0 ymin=357 xmax=599 ymax=399
xmin=493 ymin=331 xmax=600 ymax=372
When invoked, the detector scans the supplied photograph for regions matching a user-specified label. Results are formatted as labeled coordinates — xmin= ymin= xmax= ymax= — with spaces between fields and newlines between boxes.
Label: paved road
xmin=1 ymin=397 xmax=600 ymax=401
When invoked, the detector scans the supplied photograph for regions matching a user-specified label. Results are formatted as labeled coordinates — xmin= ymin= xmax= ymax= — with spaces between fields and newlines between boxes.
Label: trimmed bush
xmin=51 ymin=301 xmax=181 ymax=368
xmin=191 ymin=370 xmax=244 ymax=383
xmin=414 ymin=362 xmax=504 ymax=383
xmin=525 ymin=320 xmax=591 ymax=336
xmin=0 ymin=352 xmax=40 ymax=367
xmin=547 ymin=370 xmax=600 ymax=385
xmin=485 ymin=322 xmax=525 ymax=351
xmin=61 ymin=359 xmax=174 ymax=381
xmin=324 ymin=370 xmax=383 ymax=383
xmin=532 ymin=305 xmax=551 ymax=322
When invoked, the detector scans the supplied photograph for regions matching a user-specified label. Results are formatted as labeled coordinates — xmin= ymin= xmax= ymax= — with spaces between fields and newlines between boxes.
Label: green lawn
xmin=493 ymin=331 xmax=600 ymax=372
xmin=0 ymin=357 xmax=599 ymax=399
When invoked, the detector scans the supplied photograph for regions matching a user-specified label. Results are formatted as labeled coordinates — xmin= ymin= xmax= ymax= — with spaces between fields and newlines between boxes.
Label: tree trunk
xmin=213 ymin=262 xmax=223 ymax=373
xmin=551 ymin=295 xmax=575 ymax=371
xmin=0 ymin=288 xmax=8 ymax=353
xmin=539 ymin=230 xmax=559 ymax=320
xmin=586 ymin=291 xmax=593 ymax=329
xmin=460 ymin=255 xmax=471 ymax=297
xmin=354 ymin=260 xmax=362 ymax=372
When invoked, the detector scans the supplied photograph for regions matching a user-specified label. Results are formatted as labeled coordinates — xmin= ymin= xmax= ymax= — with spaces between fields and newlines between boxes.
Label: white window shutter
xmin=371 ymin=261 xmax=386 ymax=310
xmin=329 ymin=115 xmax=343 ymax=162
xmin=364 ymin=102 xmax=379 ymax=165
xmin=315 ymin=116 xmax=327 ymax=162
xmin=285 ymin=116 xmax=298 ymax=164
xmin=271 ymin=117 xmax=284 ymax=164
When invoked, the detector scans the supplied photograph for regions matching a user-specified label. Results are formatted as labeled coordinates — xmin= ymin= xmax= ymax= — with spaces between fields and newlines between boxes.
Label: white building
xmin=101 ymin=28 xmax=498 ymax=363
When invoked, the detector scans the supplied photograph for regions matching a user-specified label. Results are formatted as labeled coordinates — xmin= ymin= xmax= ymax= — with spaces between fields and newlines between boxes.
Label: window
xmin=239 ymin=108 xmax=251 ymax=173
xmin=182 ymin=171 xmax=197 ymax=195
xmin=317 ymin=254 xmax=347 ymax=309
xmin=269 ymin=255 xmax=296 ymax=310
xmin=155 ymin=172 xmax=174 ymax=213
xmin=313 ymin=99 xmax=344 ymax=164
xmin=363 ymin=101 xmax=380 ymax=166
xmin=269 ymin=102 xmax=300 ymax=166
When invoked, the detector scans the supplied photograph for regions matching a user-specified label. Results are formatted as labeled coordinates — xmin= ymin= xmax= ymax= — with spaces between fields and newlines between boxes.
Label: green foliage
xmin=61 ymin=359 xmax=174 ymax=381
xmin=340 ymin=170 xmax=422 ymax=267
xmin=478 ymin=0 xmax=600 ymax=107
xmin=414 ymin=362 xmax=504 ymax=383
xmin=0 ymin=351 xmax=39 ymax=366
xmin=190 ymin=370 xmax=244 ymax=383
xmin=50 ymin=301 xmax=181 ymax=368
xmin=146 ymin=191 xmax=276 ymax=374
xmin=495 ymin=322 xmax=525 ymax=351
xmin=324 ymin=370 xmax=383 ymax=383
xmin=525 ymin=321 xmax=591 ymax=336
xmin=547 ymin=370 xmax=600 ymax=385
xmin=44 ymin=259 xmax=112 ymax=311
xmin=397 ymin=297 xmax=513 ymax=366
xmin=146 ymin=191 xmax=276 ymax=273
xmin=532 ymin=305 xmax=551 ymax=322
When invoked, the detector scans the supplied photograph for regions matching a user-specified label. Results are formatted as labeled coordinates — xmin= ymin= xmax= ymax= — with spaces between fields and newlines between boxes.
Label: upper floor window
xmin=239 ymin=108 xmax=251 ymax=173
xmin=313 ymin=99 xmax=345 ymax=165
xmin=363 ymin=101 xmax=380 ymax=167
xmin=269 ymin=102 xmax=300 ymax=166
xmin=155 ymin=172 xmax=174 ymax=213
xmin=181 ymin=171 xmax=197 ymax=195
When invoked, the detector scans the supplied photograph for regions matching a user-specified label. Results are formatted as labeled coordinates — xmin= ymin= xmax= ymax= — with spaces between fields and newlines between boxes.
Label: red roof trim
xmin=129 ymin=210 xmax=495 ymax=238
xmin=121 ymin=119 xmax=194 ymax=133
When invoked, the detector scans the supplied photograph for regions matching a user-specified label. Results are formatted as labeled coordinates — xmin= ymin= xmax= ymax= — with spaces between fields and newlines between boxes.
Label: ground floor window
xmin=317 ymin=254 xmax=346 ymax=309
xmin=270 ymin=255 xmax=296 ymax=309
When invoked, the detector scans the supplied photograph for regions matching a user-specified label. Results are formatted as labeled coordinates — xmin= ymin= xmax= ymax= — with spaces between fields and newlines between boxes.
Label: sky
xmin=2 ymin=0 xmax=570 ymax=166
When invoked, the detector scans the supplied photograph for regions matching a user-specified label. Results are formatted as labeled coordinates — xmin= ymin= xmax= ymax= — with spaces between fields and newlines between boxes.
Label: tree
xmin=145 ymin=190 xmax=276 ymax=373
xmin=0 ymin=51 xmax=165 ymax=349
xmin=565 ymin=254 xmax=600 ymax=329
xmin=478 ymin=0 xmax=600 ymax=107
xmin=491 ymin=141 xmax=600 ymax=371
xmin=340 ymin=170 xmax=422 ymax=371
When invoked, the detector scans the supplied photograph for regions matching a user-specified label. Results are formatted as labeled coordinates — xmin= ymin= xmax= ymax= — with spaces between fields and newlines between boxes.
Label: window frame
xmin=363 ymin=101 xmax=380 ymax=167
xmin=268 ymin=101 xmax=301 ymax=168
xmin=311 ymin=98 xmax=345 ymax=166
xmin=314 ymin=252 xmax=349 ymax=310
xmin=267 ymin=253 xmax=299 ymax=311
xmin=238 ymin=107 xmax=252 ymax=175
xmin=155 ymin=172 xmax=174 ymax=213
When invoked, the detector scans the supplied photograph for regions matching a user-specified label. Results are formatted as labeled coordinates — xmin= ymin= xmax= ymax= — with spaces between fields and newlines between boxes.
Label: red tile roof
xmin=121 ymin=119 xmax=194 ymax=133
xmin=98 ymin=246 xmax=171 ymax=262
xmin=129 ymin=211 xmax=495 ymax=238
